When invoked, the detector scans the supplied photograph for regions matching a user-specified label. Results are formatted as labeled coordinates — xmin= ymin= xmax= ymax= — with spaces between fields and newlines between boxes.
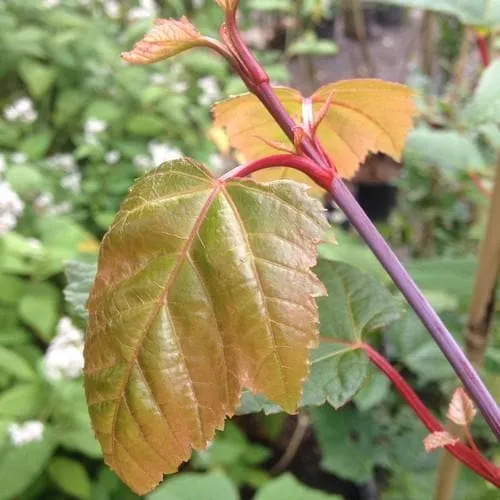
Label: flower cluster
xmin=8 ymin=421 xmax=44 ymax=447
xmin=102 ymin=0 xmax=157 ymax=21
xmin=3 ymin=97 xmax=38 ymax=124
xmin=133 ymin=141 xmax=183 ymax=171
xmin=198 ymin=76 xmax=221 ymax=106
xmin=0 ymin=182 xmax=24 ymax=235
xmin=84 ymin=117 xmax=107 ymax=145
xmin=46 ymin=153 xmax=81 ymax=195
xmin=43 ymin=317 xmax=84 ymax=382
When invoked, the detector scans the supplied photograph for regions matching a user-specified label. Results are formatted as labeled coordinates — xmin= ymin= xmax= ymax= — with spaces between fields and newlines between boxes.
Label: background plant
xmin=1 ymin=1 xmax=499 ymax=499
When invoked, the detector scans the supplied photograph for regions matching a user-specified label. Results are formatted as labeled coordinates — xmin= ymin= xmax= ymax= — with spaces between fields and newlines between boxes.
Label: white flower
xmin=104 ymin=150 xmax=120 ymax=165
xmin=128 ymin=0 xmax=157 ymax=20
xmin=148 ymin=141 xmax=182 ymax=166
xmin=331 ymin=210 xmax=347 ymax=225
xmin=209 ymin=154 xmax=225 ymax=172
xmin=8 ymin=421 xmax=44 ymax=447
xmin=150 ymin=73 xmax=168 ymax=86
xmin=11 ymin=152 xmax=27 ymax=164
xmin=103 ymin=0 xmax=120 ymax=18
xmin=61 ymin=172 xmax=81 ymax=194
xmin=43 ymin=317 xmax=84 ymax=382
xmin=172 ymin=81 xmax=188 ymax=93
xmin=4 ymin=97 xmax=38 ymax=124
xmin=84 ymin=118 xmax=107 ymax=144
xmin=0 ymin=213 xmax=17 ymax=235
xmin=47 ymin=154 xmax=76 ymax=173
xmin=34 ymin=192 xmax=54 ymax=211
xmin=0 ymin=182 xmax=24 ymax=235
xmin=133 ymin=154 xmax=152 ymax=171
xmin=198 ymin=76 xmax=220 ymax=106
xmin=42 ymin=0 xmax=60 ymax=8
xmin=46 ymin=201 xmax=72 ymax=216
xmin=26 ymin=238 xmax=43 ymax=251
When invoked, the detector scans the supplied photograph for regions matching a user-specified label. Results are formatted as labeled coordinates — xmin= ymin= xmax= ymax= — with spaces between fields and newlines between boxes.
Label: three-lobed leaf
xmin=84 ymin=159 xmax=327 ymax=494
xmin=213 ymin=80 xmax=416 ymax=180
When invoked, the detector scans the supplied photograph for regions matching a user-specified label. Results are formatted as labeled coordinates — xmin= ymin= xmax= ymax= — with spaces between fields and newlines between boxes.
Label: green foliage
xmin=0 ymin=428 xmax=56 ymax=500
xmin=254 ymin=473 xmax=342 ymax=499
xmin=148 ymin=471 xmax=238 ymax=500
xmin=379 ymin=0 xmax=500 ymax=26
xmin=192 ymin=422 xmax=271 ymax=488
xmin=311 ymin=405 xmax=380 ymax=482
xmin=288 ymin=32 xmax=338 ymax=56
xmin=462 ymin=59 xmax=500 ymax=126
xmin=404 ymin=128 xmax=487 ymax=177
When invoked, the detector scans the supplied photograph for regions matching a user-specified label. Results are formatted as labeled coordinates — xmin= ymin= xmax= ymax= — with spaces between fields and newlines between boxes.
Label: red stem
xmin=475 ymin=33 xmax=491 ymax=68
xmin=220 ymin=154 xmax=334 ymax=188
xmin=362 ymin=343 xmax=500 ymax=486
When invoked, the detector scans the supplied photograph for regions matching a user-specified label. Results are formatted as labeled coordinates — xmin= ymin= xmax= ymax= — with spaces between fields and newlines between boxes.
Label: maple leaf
xmin=423 ymin=431 xmax=459 ymax=452
xmin=448 ymin=387 xmax=477 ymax=426
xmin=212 ymin=79 xmax=416 ymax=180
xmin=121 ymin=17 xmax=205 ymax=65
xmin=84 ymin=159 xmax=327 ymax=494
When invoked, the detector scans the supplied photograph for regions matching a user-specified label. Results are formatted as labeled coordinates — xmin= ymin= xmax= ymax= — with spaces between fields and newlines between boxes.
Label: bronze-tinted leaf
xmin=423 ymin=431 xmax=459 ymax=452
xmin=212 ymin=80 xmax=416 ymax=180
xmin=84 ymin=159 xmax=327 ymax=494
xmin=212 ymin=87 xmax=302 ymax=162
xmin=121 ymin=17 xmax=205 ymax=65
xmin=448 ymin=387 xmax=477 ymax=426
xmin=312 ymin=79 xmax=416 ymax=178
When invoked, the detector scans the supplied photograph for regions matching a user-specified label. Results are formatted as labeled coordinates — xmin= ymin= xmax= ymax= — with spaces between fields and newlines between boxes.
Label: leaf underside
xmin=84 ymin=159 xmax=327 ymax=494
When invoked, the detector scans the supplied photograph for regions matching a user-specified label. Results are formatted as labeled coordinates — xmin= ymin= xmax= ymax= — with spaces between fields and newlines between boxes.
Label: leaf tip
xmin=121 ymin=17 xmax=205 ymax=65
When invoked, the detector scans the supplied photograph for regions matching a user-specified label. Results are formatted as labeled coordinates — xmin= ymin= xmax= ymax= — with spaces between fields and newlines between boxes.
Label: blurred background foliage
xmin=0 ymin=0 xmax=499 ymax=499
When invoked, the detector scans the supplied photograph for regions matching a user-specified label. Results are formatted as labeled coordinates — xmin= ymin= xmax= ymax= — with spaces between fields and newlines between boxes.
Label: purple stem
xmin=331 ymin=177 xmax=500 ymax=439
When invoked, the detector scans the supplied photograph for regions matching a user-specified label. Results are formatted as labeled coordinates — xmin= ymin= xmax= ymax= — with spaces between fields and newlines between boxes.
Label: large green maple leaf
xmin=84 ymin=159 xmax=327 ymax=494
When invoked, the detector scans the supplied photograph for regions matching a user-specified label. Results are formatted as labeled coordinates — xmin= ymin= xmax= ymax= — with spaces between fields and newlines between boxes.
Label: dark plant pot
xmin=268 ymin=24 xmax=288 ymax=51
xmin=374 ymin=6 xmax=405 ymax=27
xmin=314 ymin=16 xmax=336 ymax=40
xmin=343 ymin=7 xmax=376 ymax=40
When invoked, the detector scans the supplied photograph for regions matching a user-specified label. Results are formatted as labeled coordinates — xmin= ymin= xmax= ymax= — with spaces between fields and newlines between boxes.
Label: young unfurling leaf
xmin=84 ymin=159 xmax=327 ymax=494
xmin=121 ymin=17 xmax=206 ymax=65
xmin=423 ymin=431 xmax=459 ymax=452
xmin=213 ymin=80 xmax=416 ymax=180
xmin=448 ymin=387 xmax=477 ymax=426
